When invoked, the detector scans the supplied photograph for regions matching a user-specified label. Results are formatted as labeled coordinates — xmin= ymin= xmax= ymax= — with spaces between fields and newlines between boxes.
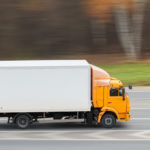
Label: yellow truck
xmin=0 ymin=60 xmax=130 ymax=128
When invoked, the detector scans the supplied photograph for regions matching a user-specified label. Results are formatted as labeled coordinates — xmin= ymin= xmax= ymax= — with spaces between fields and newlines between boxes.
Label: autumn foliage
xmin=83 ymin=0 xmax=134 ymax=22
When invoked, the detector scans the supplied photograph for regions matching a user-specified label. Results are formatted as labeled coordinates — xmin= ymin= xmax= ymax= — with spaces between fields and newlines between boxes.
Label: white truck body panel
xmin=0 ymin=60 xmax=91 ymax=113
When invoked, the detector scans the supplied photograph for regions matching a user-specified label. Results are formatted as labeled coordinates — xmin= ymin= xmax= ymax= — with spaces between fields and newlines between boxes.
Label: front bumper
xmin=125 ymin=113 xmax=130 ymax=121
xmin=118 ymin=113 xmax=130 ymax=121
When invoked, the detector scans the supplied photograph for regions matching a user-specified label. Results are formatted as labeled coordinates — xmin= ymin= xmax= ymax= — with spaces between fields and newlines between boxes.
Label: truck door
xmin=107 ymin=88 xmax=126 ymax=113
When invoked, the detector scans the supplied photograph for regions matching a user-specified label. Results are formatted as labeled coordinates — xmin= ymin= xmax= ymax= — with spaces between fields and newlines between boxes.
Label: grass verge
xmin=96 ymin=63 xmax=150 ymax=86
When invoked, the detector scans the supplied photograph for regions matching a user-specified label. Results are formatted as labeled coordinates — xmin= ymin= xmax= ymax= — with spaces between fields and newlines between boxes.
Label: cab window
xmin=110 ymin=88 xmax=123 ymax=96
xmin=110 ymin=88 xmax=118 ymax=96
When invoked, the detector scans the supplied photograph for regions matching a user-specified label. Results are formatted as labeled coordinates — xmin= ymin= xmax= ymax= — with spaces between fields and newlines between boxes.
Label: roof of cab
xmin=0 ymin=60 xmax=89 ymax=68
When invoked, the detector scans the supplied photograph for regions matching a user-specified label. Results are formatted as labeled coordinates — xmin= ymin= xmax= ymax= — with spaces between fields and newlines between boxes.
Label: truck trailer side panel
xmin=0 ymin=60 xmax=91 ymax=113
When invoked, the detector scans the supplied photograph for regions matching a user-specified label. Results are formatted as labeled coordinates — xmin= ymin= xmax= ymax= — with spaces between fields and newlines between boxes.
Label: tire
xmin=86 ymin=112 xmax=93 ymax=126
xmin=15 ymin=115 xmax=30 ymax=129
xmin=101 ymin=113 xmax=116 ymax=128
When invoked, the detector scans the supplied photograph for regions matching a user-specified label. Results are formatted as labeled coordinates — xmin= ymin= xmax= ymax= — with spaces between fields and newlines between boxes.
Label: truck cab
xmin=91 ymin=65 xmax=130 ymax=128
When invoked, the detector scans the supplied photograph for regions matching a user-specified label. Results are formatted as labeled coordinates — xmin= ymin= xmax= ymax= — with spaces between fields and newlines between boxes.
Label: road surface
xmin=0 ymin=87 xmax=150 ymax=150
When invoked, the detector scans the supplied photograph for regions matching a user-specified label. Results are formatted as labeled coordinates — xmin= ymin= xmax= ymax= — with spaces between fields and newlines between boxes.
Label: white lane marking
xmin=131 ymin=118 xmax=150 ymax=120
xmin=132 ymin=108 xmax=150 ymax=110
xmin=85 ymin=131 xmax=113 ymax=140
xmin=0 ymin=130 xmax=150 ymax=141
xmin=131 ymin=98 xmax=150 ymax=100
xmin=132 ymin=131 xmax=150 ymax=139
xmin=127 ymin=91 xmax=150 ymax=93
xmin=0 ymin=130 xmax=148 ymax=133
xmin=0 ymin=138 xmax=150 ymax=141
xmin=0 ymin=137 xmax=150 ymax=141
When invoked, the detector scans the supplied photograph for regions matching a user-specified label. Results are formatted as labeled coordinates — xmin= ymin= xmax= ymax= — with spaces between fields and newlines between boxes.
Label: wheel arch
xmin=97 ymin=107 xmax=119 ymax=123
xmin=102 ymin=111 xmax=117 ymax=119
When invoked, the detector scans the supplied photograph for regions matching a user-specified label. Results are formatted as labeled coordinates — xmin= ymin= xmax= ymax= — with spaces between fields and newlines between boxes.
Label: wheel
xmin=101 ymin=113 xmax=116 ymax=128
xmin=86 ymin=112 xmax=93 ymax=126
xmin=15 ymin=115 xmax=30 ymax=129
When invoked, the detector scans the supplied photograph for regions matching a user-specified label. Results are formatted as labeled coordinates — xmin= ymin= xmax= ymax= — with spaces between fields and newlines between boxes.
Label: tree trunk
xmin=114 ymin=5 xmax=137 ymax=60
xmin=114 ymin=0 xmax=147 ymax=60
xmin=132 ymin=0 xmax=147 ymax=57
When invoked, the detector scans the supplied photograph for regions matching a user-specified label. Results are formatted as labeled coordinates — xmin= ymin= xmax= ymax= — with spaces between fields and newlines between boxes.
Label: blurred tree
xmin=0 ymin=0 xmax=92 ymax=58
xmin=114 ymin=0 xmax=147 ymax=60
xmin=0 ymin=0 xmax=149 ymax=60
xmin=19 ymin=0 xmax=51 ymax=11
xmin=84 ymin=0 xmax=147 ymax=60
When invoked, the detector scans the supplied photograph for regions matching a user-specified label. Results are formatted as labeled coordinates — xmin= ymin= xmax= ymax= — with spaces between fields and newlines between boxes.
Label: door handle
xmin=108 ymin=102 xmax=112 ymax=104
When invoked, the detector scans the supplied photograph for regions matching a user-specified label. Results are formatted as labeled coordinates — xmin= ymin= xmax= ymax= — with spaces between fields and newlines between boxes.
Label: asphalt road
xmin=0 ymin=87 xmax=150 ymax=150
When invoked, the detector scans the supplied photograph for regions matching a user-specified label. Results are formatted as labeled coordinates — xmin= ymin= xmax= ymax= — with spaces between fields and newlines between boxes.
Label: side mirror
xmin=128 ymin=85 xmax=132 ymax=90
xmin=122 ymin=88 xmax=125 ymax=100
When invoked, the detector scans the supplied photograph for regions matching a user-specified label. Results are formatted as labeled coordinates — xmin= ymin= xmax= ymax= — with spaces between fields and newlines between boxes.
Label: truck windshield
xmin=110 ymin=88 xmax=123 ymax=96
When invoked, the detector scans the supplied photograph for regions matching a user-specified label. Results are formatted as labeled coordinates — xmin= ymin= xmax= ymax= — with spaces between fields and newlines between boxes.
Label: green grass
xmin=96 ymin=63 xmax=150 ymax=86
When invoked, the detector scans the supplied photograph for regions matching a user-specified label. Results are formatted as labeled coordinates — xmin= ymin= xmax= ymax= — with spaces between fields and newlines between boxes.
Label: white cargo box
xmin=0 ymin=60 xmax=91 ymax=113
